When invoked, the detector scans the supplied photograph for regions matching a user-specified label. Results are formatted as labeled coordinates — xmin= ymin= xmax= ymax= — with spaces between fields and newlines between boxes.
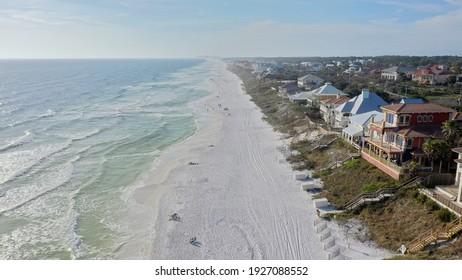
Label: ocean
xmin=0 ymin=58 xmax=212 ymax=259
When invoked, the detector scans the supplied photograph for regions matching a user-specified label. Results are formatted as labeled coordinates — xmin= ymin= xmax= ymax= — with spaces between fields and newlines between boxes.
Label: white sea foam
xmin=0 ymin=142 xmax=71 ymax=185
xmin=0 ymin=161 xmax=74 ymax=214
xmin=39 ymin=109 xmax=56 ymax=118
xmin=0 ymin=130 xmax=34 ymax=152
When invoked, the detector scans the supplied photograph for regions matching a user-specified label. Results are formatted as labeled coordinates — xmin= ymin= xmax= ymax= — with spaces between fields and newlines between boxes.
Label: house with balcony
xmin=320 ymin=96 xmax=351 ymax=126
xmin=412 ymin=65 xmax=453 ymax=85
xmin=361 ymin=103 xmax=457 ymax=180
xmin=334 ymin=89 xmax=387 ymax=128
xmin=381 ymin=66 xmax=414 ymax=81
xmin=342 ymin=111 xmax=383 ymax=149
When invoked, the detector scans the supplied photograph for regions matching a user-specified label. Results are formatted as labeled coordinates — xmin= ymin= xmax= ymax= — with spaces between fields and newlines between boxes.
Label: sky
xmin=0 ymin=0 xmax=461 ymax=58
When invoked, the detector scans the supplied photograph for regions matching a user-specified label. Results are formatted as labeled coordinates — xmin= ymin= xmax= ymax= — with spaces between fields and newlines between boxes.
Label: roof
xmin=451 ymin=112 xmax=462 ymax=121
xmin=307 ymin=83 xmax=347 ymax=97
xmin=382 ymin=66 xmax=414 ymax=74
xmin=452 ymin=147 xmax=462 ymax=154
xmin=336 ymin=90 xmax=387 ymax=115
xmin=400 ymin=98 xmax=424 ymax=104
xmin=395 ymin=124 xmax=444 ymax=138
xmin=342 ymin=125 xmax=363 ymax=136
xmin=289 ymin=91 xmax=313 ymax=101
xmin=320 ymin=96 xmax=351 ymax=105
xmin=298 ymin=74 xmax=324 ymax=83
xmin=381 ymin=103 xmax=456 ymax=114
xmin=348 ymin=111 xmax=382 ymax=126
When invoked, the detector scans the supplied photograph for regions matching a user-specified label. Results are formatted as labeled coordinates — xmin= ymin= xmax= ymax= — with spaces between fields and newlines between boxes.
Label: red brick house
xmin=361 ymin=103 xmax=456 ymax=180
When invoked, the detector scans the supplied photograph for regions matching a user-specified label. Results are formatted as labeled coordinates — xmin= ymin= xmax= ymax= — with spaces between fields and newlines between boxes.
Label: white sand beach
xmin=132 ymin=60 xmax=392 ymax=260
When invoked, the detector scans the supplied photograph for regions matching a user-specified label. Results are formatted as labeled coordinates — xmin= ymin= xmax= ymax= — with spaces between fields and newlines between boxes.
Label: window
xmin=428 ymin=115 xmax=433 ymax=122
xmin=407 ymin=138 xmax=413 ymax=148
xmin=399 ymin=115 xmax=410 ymax=125
xmin=397 ymin=136 xmax=403 ymax=147
xmin=417 ymin=115 xmax=422 ymax=122
xmin=423 ymin=116 xmax=428 ymax=122
xmin=386 ymin=112 xmax=395 ymax=124
xmin=390 ymin=134 xmax=396 ymax=144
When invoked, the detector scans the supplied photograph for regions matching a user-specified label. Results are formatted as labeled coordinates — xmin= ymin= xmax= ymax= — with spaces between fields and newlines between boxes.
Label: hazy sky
xmin=1 ymin=0 xmax=461 ymax=58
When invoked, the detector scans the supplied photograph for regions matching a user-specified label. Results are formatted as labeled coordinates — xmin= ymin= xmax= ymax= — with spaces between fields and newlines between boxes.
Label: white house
xmin=334 ymin=89 xmax=388 ymax=128
xmin=306 ymin=83 xmax=348 ymax=108
xmin=297 ymin=74 xmax=324 ymax=90
xmin=451 ymin=147 xmax=462 ymax=203
xmin=381 ymin=66 xmax=414 ymax=81
xmin=320 ymin=96 xmax=351 ymax=126
xmin=342 ymin=111 xmax=383 ymax=147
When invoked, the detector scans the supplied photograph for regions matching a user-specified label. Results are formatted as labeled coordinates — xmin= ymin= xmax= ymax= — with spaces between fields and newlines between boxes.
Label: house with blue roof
xmin=400 ymin=98 xmax=425 ymax=104
xmin=342 ymin=110 xmax=383 ymax=149
xmin=305 ymin=83 xmax=348 ymax=108
xmin=334 ymin=89 xmax=388 ymax=128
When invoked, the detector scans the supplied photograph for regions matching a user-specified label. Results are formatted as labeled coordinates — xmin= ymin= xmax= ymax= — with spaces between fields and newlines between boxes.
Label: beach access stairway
xmin=404 ymin=216 xmax=462 ymax=254
xmin=342 ymin=177 xmax=423 ymax=211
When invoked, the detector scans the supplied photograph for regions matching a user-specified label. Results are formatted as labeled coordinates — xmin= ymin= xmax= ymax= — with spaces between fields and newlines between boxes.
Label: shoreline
xmin=118 ymin=60 xmax=225 ymax=259
xmin=124 ymin=60 xmax=392 ymax=260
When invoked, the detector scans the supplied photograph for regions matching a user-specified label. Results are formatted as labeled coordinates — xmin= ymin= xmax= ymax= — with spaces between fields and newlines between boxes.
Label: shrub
xmin=343 ymin=158 xmax=360 ymax=170
xmin=424 ymin=199 xmax=440 ymax=212
xmin=437 ymin=208 xmax=454 ymax=222
xmin=416 ymin=194 xmax=428 ymax=204
xmin=362 ymin=183 xmax=378 ymax=193
xmin=312 ymin=169 xmax=331 ymax=178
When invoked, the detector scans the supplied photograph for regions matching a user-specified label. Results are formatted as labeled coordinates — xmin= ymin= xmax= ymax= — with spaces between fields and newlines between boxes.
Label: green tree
xmin=423 ymin=139 xmax=438 ymax=172
xmin=442 ymin=120 xmax=461 ymax=147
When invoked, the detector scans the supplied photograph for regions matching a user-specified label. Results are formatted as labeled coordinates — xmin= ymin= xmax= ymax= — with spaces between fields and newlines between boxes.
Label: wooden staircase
xmin=342 ymin=177 xmax=422 ymax=211
xmin=405 ymin=217 xmax=462 ymax=254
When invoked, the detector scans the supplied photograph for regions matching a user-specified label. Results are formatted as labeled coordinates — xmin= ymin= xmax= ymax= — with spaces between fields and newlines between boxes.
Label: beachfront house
xmin=289 ymin=91 xmax=313 ymax=105
xmin=297 ymin=74 xmax=324 ymax=90
xmin=412 ymin=65 xmax=453 ymax=85
xmin=320 ymin=96 xmax=351 ymax=126
xmin=342 ymin=111 xmax=383 ymax=149
xmin=452 ymin=148 xmax=462 ymax=203
xmin=334 ymin=89 xmax=387 ymax=128
xmin=278 ymin=82 xmax=300 ymax=98
xmin=306 ymin=83 xmax=348 ymax=108
xmin=361 ymin=103 xmax=457 ymax=180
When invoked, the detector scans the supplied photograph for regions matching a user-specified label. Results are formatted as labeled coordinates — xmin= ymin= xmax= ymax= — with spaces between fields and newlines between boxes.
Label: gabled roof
xmin=320 ymin=96 xmax=351 ymax=105
xmin=289 ymin=91 xmax=313 ymax=101
xmin=297 ymin=74 xmax=324 ymax=83
xmin=451 ymin=112 xmax=462 ymax=122
xmin=396 ymin=124 xmax=444 ymax=139
xmin=307 ymin=83 xmax=347 ymax=97
xmin=381 ymin=103 xmax=456 ymax=114
xmin=336 ymin=90 xmax=387 ymax=115
xmin=400 ymin=98 xmax=424 ymax=104
xmin=382 ymin=66 xmax=414 ymax=74
xmin=348 ymin=110 xmax=383 ymax=126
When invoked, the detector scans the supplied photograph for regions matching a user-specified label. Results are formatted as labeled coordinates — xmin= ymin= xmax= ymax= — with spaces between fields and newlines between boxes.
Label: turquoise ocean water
xmin=0 ymin=59 xmax=211 ymax=259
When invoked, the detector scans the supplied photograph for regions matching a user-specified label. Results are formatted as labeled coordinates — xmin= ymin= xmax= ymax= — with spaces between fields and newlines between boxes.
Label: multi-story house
xmin=361 ymin=103 xmax=457 ymax=180
xmin=306 ymin=83 xmax=348 ymax=108
xmin=320 ymin=96 xmax=351 ymax=125
xmin=342 ymin=111 xmax=383 ymax=149
xmin=334 ymin=89 xmax=387 ymax=128
xmin=412 ymin=65 xmax=453 ymax=85
xmin=381 ymin=66 xmax=414 ymax=81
